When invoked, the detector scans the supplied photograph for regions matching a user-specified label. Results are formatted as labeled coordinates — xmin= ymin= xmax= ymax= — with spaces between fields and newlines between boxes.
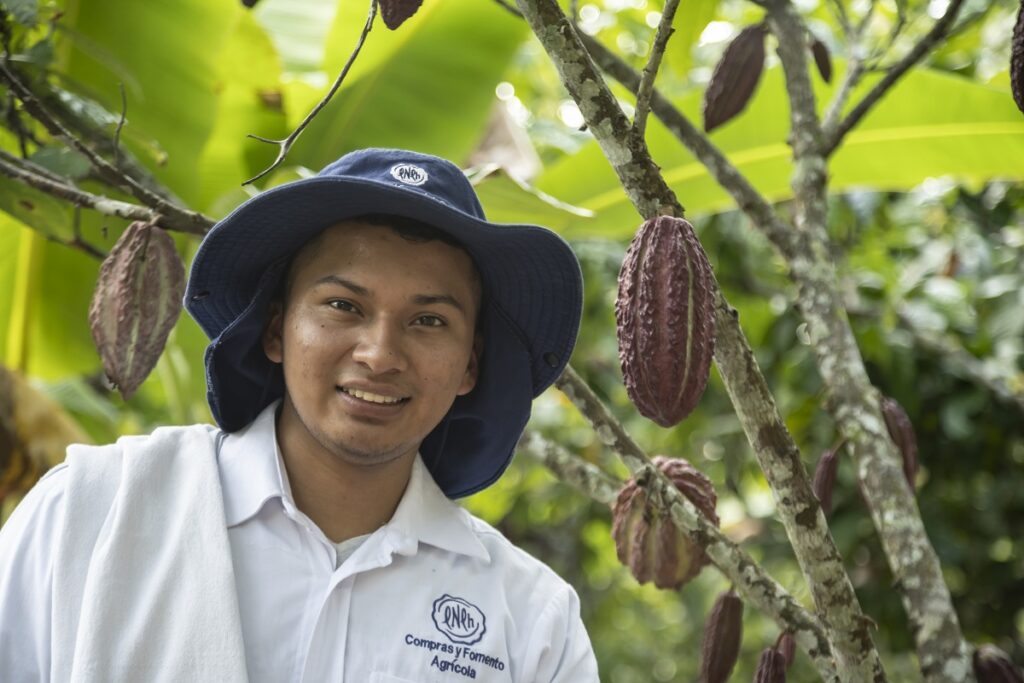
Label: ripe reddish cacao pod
xmin=776 ymin=632 xmax=796 ymax=669
xmin=89 ymin=221 xmax=185 ymax=399
xmin=703 ymin=24 xmax=767 ymax=132
xmin=616 ymin=216 xmax=716 ymax=428
xmin=379 ymin=0 xmax=424 ymax=29
xmin=611 ymin=456 xmax=719 ymax=589
xmin=810 ymin=39 xmax=832 ymax=83
xmin=700 ymin=589 xmax=744 ymax=683
xmin=754 ymin=647 xmax=788 ymax=683
xmin=974 ymin=644 xmax=1024 ymax=683
xmin=812 ymin=447 xmax=840 ymax=516
xmin=1012 ymin=0 xmax=1023 ymax=113
xmin=880 ymin=396 xmax=918 ymax=489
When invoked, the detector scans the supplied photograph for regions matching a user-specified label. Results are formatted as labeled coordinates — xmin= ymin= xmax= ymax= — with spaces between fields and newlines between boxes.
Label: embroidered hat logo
xmin=431 ymin=594 xmax=486 ymax=645
xmin=390 ymin=163 xmax=429 ymax=186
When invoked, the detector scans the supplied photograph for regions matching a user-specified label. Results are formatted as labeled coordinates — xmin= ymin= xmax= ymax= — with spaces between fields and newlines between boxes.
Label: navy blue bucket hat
xmin=185 ymin=148 xmax=583 ymax=498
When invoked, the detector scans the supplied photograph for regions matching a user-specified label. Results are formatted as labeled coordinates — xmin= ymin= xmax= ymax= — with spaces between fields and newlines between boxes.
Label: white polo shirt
xmin=0 ymin=404 xmax=598 ymax=682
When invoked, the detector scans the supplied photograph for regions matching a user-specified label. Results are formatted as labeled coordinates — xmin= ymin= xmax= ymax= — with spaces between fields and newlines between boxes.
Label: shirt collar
xmin=386 ymin=455 xmax=491 ymax=563
xmin=217 ymin=401 xmax=490 ymax=563
xmin=218 ymin=400 xmax=292 ymax=527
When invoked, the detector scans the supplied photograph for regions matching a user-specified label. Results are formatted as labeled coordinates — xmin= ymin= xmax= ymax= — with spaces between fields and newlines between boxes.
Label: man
xmin=0 ymin=148 xmax=598 ymax=681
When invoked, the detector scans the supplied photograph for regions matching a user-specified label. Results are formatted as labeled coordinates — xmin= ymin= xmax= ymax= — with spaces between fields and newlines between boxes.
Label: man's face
xmin=263 ymin=220 xmax=481 ymax=470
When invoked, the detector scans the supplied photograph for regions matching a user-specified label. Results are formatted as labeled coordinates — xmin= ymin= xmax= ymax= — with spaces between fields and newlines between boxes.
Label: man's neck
xmin=274 ymin=410 xmax=416 ymax=544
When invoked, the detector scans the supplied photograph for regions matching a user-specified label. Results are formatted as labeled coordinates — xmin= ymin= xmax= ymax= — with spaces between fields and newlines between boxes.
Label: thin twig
xmin=632 ymin=0 xmax=680 ymax=139
xmin=244 ymin=0 xmax=378 ymax=185
xmin=0 ymin=62 xmax=213 ymax=234
xmin=579 ymin=34 xmax=799 ymax=260
xmin=113 ymin=82 xmax=126 ymax=170
xmin=824 ymin=0 xmax=967 ymax=155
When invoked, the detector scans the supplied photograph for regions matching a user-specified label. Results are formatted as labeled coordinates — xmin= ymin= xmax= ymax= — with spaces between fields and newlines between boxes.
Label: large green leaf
xmin=664 ymin=0 xmax=719 ymax=77
xmin=288 ymin=0 xmax=528 ymax=168
xmin=197 ymin=11 xmax=289 ymax=211
xmin=58 ymin=0 xmax=242 ymax=207
xmin=536 ymin=65 xmax=1024 ymax=237
xmin=253 ymin=0 xmax=339 ymax=75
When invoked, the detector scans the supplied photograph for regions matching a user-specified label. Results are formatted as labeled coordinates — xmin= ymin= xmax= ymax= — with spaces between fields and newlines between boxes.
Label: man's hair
xmin=271 ymin=213 xmax=484 ymax=328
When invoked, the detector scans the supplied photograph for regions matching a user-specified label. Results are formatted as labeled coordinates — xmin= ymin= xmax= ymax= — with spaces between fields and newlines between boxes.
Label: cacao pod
xmin=974 ymin=644 xmax=1024 ymax=683
xmin=776 ymin=632 xmax=796 ymax=669
xmin=1012 ymin=0 xmax=1023 ymax=114
xmin=611 ymin=456 xmax=719 ymax=589
xmin=880 ymin=396 xmax=918 ymax=489
xmin=810 ymin=39 xmax=832 ymax=83
xmin=88 ymin=221 xmax=185 ymax=399
xmin=700 ymin=589 xmax=744 ymax=683
xmin=379 ymin=0 xmax=424 ymax=29
xmin=812 ymin=447 xmax=840 ymax=516
xmin=616 ymin=216 xmax=716 ymax=428
xmin=703 ymin=24 xmax=767 ymax=132
xmin=753 ymin=647 xmax=788 ymax=683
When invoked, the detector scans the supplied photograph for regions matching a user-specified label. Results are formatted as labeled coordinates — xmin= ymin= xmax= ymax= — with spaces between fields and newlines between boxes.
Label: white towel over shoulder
xmin=51 ymin=424 xmax=249 ymax=683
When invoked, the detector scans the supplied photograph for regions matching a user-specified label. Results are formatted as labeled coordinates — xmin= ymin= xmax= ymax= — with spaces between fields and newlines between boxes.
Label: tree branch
xmin=516 ymin=0 xmax=884 ymax=671
xmin=517 ymin=428 xmax=621 ymax=504
xmin=552 ymin=367 xmax=839 ymax=680
xmin=244 ymin=0 xmax=378 ymax=185
xmin=768 ymin=0 xmax=973 ymax=678
xmin=0 ymin=63 xmax=212 ymax=235
xmin=632 ymin=0 xmax=679 ymax=139
xmin=0 ymin=152 xmax=165 ymax=228
xmin=579 ymin=35 xmax=799 ymax=260
xmin=823 ymin=0 xmax=967 ymax=155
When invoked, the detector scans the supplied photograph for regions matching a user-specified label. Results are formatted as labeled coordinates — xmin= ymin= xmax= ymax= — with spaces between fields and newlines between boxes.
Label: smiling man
xmin=0 ymin=148 xmax=598 ymax=682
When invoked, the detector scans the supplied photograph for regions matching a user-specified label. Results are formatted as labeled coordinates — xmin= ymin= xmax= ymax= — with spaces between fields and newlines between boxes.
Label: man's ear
xmin=457 ymin=332 xmax=483 ymax=396
xmin=262 ymin=300 xmax=285 ymax=364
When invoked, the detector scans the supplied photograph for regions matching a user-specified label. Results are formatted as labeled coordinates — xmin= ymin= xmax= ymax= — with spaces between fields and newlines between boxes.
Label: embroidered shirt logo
xmin=432 ymin=594 xmax=486 ymax=645
xmin=390 ymin=163 xmax=429 ymax=186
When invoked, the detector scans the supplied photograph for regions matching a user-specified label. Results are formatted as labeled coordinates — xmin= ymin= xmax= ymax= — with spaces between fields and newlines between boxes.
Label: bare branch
xmin=517 ymin=429 xmax=621 ymax=504
xmin=554 ymin=366 xmax=839 ymax=682
xmin=579 ymin=35 xmax=798 ymax=260
xmin=0 ymin=63 xmax=213 ymax=234
xmin=632 ymin=0 xmax=680 ymax=139
xmin=0 ymin=152 xmax=164 ymax=227
xmin=244 ymin=0 xmax=378 ymax=185
xmin=824 ymin=0 xmax=967 ymax=155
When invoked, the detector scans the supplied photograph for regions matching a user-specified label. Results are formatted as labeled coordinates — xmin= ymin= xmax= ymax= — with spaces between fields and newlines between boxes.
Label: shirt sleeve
xmin=0 ymin=464 xmax=68 ymax=683
xmin=521 ymin=583 xmax=599 ymax=682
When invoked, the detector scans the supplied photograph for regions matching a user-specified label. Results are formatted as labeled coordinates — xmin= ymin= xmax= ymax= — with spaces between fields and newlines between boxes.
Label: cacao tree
xmin=1 ymin=0 xmax=1022 ymax=680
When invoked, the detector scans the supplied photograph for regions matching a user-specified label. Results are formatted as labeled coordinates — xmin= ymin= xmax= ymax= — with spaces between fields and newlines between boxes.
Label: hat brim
xmin=186 ymin=174 xmax=582 ymax=498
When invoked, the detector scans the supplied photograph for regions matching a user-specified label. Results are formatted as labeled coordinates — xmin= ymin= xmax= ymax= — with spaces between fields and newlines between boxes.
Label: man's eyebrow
xmin=314 ymin=275 xmax=467 ymax=314
xmin=313 ymin=275 xmax=368 ymax=296
xmin=412 ymin=293 xmax=466 ymax=315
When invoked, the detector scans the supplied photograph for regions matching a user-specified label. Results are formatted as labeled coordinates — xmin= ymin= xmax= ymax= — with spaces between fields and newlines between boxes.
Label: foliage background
xmin=0 ymin=0 xmax=1022 ymax=680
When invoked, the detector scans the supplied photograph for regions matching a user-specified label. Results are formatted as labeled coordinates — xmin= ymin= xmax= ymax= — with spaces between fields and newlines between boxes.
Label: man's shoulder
xmin=458 ymin=507 xmax=578 ymax=598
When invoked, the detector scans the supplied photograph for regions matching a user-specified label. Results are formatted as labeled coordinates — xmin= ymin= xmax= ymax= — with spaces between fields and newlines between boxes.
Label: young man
xmin=0 ymin=148 xmax=598 ymax=681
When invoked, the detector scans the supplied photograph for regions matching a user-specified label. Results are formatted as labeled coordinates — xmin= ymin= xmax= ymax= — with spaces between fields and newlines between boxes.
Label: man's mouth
xmin=339 ymin=386 xmax=409 ymax=405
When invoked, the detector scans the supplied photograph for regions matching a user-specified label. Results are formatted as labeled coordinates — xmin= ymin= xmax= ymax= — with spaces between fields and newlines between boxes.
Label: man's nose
xmin=351 ymin=318 xmax=408 ymax=374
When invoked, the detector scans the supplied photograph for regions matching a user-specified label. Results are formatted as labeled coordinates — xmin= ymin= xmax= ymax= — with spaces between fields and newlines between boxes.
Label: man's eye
xmin=414 ymin=315 xmax=445 ymax=327
xmin=328 ymin=300 xmax=357 ymax=312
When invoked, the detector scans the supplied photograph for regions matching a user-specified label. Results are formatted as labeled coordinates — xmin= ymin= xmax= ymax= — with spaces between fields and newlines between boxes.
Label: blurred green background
xmin=1 ymin=0 xmax=1022 ymax=679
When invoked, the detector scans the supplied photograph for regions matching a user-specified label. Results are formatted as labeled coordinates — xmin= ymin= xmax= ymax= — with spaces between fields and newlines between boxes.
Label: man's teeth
xmin=343 ymin=387 xmax=404 ymax=405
